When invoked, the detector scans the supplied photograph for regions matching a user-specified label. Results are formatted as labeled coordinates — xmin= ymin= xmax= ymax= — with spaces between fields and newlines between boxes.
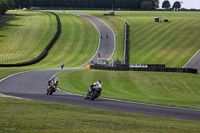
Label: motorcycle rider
xmin=48 ymin=77 xmax=58 ymax=86
xmin=85 ymin=80 xmax=102 ymax=99
xmin=47 ymin=77 xmax=58 ymax=93
xmin=61 ymin=63 xmax=64 ymax=69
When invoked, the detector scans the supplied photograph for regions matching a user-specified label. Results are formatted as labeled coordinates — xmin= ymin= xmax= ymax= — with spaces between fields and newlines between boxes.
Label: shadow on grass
xmin=0 ymin=13 xmax=36 ymax=31
xmin=0 ymin=17 xmax=24 ymax=31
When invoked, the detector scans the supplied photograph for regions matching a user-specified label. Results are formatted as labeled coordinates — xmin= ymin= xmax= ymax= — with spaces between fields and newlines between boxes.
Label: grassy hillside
xmin=57 ymin=69 xmax=200 ymax=110
xmin=0 ymin=11 xmax=99 ymax=67
xmin=0 ymin=97 xmax=200 ymax=133
xmin=3 ymin=11 xmax=200 ymax=68
xmin=1 ymin=10 xmax=200 ymax=130
xmin=0 ymin=11 xmax=99 ymax=77
xmin=0 ymin=10 xmax=57 ymax=64
xmin=29 ymin=12 xmax=99 ymax=69
xmin=71 ymin=11 xmax=200 ymax=67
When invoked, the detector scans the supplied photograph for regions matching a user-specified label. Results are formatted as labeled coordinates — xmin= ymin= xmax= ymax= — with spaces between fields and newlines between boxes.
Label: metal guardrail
xmin=90 ymin=64 xmax=197 ymax=74
xmin=123 ymin=22 xmax=129 ymax=65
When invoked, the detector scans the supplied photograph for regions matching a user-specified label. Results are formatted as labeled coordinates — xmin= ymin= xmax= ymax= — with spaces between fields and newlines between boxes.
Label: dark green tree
xmin=172 ymin=1 xmax=181 ymax=11
xmin=14 ymin=0 xmax=21 ymax=8
xmin=152 ymin=0 xmax=159 ymax=9
xmin=6 ymin=0 xmax=15 ymax=9
xmin=141 ymin=0 xmax=153 ymax=10
xmin=12 ymin=0 xmax=160 ymax=10
xmin=0 ymin=0 xmax=9 ymax=15
xmin=162 ymin=0 xmax=171 ymax=9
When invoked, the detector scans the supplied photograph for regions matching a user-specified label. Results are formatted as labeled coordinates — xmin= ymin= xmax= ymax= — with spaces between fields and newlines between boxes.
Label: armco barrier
xmin=123 ymin=22 xmax=129 ymax=65
xmin=90 ymin=64 xmax=197 ymax=74
xmin=0 ymin=12 xmax=61 ymax=67
xmin=117 ymin=64 xmax=166 ymax=68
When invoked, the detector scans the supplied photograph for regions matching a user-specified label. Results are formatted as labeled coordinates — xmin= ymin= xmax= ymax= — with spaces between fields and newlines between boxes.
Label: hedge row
xmin=90 ymin=64 xmax=197 ymax=74
xmin=0 ymin=12 xmax=61 ymax=67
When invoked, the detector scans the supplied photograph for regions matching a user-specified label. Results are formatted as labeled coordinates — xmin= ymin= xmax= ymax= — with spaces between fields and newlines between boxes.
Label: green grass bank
xmin=0 ymin=11 xmax=99 ymax=78
xmin=1 ymin=10 xmax=200 ymax=131
xmin=57 ymin=69 xmax=200 ymax=110
xmin=0 ymin=10 xmax=57 ymax=64
xmin=0 ymin=97 xmax=200 ymax=133
xmin=29 ymin=12 xmax=99 ymax=69
xmin=70 ymin=11 xmax=200 ymax=67
xmin=0 ymin=11 xmax=99 ymax=68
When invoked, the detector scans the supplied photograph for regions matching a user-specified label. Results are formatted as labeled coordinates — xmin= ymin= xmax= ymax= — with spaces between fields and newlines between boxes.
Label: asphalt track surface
xmin=68 ymin=12 xmax=115 ymax=66
xmin=0 ymin=14 xmax=15 ymax=24
xmin=183 ymin=49 xmax=200 ymax=72
xmin=1 ymin=12 xmax=200 ymax=121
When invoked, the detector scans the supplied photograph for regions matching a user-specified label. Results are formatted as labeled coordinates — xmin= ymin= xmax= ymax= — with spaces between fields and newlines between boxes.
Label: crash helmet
xmin=97 ymin=80 xmax=101 ymax=84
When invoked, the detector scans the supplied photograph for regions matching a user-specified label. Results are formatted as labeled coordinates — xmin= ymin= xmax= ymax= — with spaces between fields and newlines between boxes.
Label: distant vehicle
xmin=103 ymin=11 xmax=115 ymax=16
xmin=23 ymin=8 xmax=28 ymax=11
xmin=47 ymin=77 xmax=58 ymax=95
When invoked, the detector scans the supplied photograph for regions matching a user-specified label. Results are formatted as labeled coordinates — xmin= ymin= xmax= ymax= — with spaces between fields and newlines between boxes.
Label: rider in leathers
xmin=48 ymin=77 xmax=58 ymax=92
xmin=86 ymin=80 xmax=102 ymax=99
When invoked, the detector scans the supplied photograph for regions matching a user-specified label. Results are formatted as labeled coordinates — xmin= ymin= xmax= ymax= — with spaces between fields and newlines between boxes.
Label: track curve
xmin=68 ymin=12 xmax=115 ymax=67
xmin=1 ymin=12 xmax=200 ymax=121
xmin=183 ymin=49 xmax=200 ymax=72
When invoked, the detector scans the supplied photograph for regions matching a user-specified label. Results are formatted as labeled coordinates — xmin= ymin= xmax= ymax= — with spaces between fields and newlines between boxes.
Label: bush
xmin=0 ymin=1 xmax=9 ymax=15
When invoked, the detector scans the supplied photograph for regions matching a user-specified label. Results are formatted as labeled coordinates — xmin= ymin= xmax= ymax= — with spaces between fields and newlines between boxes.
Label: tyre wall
xmin=90 ymin=64 xmax=197 ymax=74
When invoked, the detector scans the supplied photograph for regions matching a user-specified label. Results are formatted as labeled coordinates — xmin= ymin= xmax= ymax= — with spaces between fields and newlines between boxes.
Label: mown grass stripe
xmin=136 ymin=19 xmax=190 ymax=65
xmin=1 ymin=97 xmax=200 ymax=132
xmin=77 ymin=11 xmax=200 ymax=67
xmin=0 ymin=11 xmax=56 ymax=64
xmin=57 ymin=69 xmax=200 ymax=110
xmin=28 ymin=12 xmax=98 ymax=68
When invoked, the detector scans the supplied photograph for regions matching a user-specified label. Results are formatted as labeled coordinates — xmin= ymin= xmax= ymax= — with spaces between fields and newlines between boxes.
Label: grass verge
xmin=57 ymin=69 xmax=200 ymax=110
xmin=0 ymin=97 xmax=200 ymax=133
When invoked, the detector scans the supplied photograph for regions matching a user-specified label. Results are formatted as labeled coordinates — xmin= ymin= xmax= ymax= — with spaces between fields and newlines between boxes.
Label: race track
xmin=1 ymin=12 xmax=200 ymax=121
xmin=183 ymin=49 xmax=200 ymax=72
xmin=68 ymin=12 xmax=115 ymax=66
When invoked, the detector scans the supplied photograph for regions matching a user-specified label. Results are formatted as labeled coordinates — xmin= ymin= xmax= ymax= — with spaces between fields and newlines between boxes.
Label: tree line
xmin=0 ymin=0 xmax=14 ymax=16
xmin=162 ymin=0 xmax=182 ymax=11
xmin=13 ymin=0 xmax=159 ymax=10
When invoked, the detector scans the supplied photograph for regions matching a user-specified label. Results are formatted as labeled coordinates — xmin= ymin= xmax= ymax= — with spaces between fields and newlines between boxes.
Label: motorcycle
xmin=47 ymin=77 xmax=58 ymax=95
xmin=85 ymin=85 xmax=101 ymax=100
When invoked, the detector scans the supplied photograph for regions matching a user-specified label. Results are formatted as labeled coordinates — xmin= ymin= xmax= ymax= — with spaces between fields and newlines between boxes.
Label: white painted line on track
xmin=183 ymin=49 xmax=200 ymax=68
xmin=55 ymin=86 xmax=200 ymax=112
xmin=0 ymin=71 xmax=26 ymax=83
xmin=0 ymin=92 xmax=26 ymax=99
xmin=67 ymin=12 xmax=116 ymax=66
xmin=96 ymin=15 xmax=116 ymax=60
xmin=64 ymin=12 xmax=101 ymax=67
xmin=0 ymin=70 xmax=40 ymax=100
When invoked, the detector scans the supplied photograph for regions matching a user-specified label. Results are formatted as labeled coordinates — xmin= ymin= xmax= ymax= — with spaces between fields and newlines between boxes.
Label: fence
xmin=0 ymin=12 xmax=61 ymax=67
